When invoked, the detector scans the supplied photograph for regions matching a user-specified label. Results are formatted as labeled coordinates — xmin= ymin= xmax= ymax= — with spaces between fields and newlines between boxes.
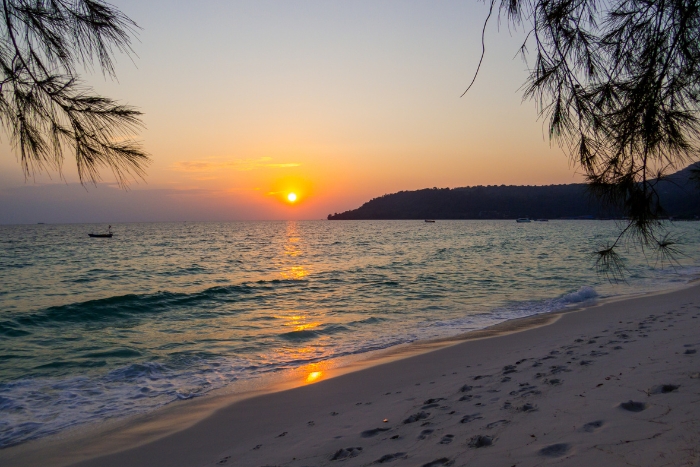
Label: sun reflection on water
xmin=278 ymin=312 xmax=321 ymax=332
xmin=306 ymin=371 xmax=323 ymax=383
xmin=281 ymin=266 xmax=309 ymax=280
xmin=281 ymin=221 xmax=310 ymax=278
xmin=301 ymin=362 xmax=329 ymax=384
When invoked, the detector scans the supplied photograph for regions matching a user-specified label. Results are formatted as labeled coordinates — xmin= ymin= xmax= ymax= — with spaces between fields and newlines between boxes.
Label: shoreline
xmin=0 ymin=290 xmax=570 ymax=465
xmin=3 ymin=280 xmax=700 ymax=466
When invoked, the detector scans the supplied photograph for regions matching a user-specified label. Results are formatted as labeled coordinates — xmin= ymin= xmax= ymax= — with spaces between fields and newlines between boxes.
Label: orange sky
xmin=0 ymin=1 xmax=585 ymax=223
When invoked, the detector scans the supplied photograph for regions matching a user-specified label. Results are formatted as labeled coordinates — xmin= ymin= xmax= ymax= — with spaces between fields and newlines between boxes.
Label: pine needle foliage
xmin=0 ymin=0 xmax=148 ymax=187
xmin=471 ymin=0 xmax=700 ymax=278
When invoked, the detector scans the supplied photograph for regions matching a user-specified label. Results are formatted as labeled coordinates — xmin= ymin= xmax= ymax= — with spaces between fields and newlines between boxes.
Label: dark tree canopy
xmin=473 ymin=0 xmax=700 ymax=277
xmin=0 ymin=0 xmax=148 ymax=187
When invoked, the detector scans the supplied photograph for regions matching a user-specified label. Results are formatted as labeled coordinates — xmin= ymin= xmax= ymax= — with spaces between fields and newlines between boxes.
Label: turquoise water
xmin=1 ymin=220 xmax=699 ymax=447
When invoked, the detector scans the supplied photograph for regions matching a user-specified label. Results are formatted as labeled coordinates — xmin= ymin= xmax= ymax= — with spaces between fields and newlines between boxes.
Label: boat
xmin=89 ymin=225 xmax=113 ymax=238
xmin=424 ymin=219 xmax=436 ymax=223
xmin=516 ymin=218 xmax=531 ymax=223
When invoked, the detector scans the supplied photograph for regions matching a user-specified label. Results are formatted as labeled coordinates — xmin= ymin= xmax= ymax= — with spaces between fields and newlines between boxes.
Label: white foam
xmin=561 ymin=286 xmax=598 ymax=303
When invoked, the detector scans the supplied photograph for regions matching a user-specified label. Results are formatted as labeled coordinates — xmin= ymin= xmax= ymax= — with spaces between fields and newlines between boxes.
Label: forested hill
xmin=328 ymin=163 xmax=700 ymax=221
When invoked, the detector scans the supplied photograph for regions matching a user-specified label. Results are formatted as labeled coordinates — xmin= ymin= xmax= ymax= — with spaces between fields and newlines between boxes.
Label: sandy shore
xmin=3 ymin=283 xmax=700 ymax=467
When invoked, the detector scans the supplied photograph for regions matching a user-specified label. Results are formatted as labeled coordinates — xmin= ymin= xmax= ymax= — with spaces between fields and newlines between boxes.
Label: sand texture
xmin=3 ymin=284 xmax=700 ymax=467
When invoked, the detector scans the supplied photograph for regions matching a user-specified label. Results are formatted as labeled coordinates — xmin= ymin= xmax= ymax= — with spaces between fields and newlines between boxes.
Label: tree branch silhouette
xmin=467 ymin=0 xmax=700 ymax=278
xmin=0 ymin=0 xmax=148 ymax=187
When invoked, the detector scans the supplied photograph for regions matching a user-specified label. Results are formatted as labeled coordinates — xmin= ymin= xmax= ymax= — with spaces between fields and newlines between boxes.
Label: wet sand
xmin=3 ymin=283 xmax=700 ymax=467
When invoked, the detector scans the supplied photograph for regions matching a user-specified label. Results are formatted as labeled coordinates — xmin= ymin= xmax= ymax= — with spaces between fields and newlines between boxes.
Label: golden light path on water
xmin=279 ymin=221 xmax=326 ymax=386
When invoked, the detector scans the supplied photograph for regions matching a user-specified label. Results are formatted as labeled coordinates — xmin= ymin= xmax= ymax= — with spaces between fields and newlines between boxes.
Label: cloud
xmin=171 ymin=157 xmax=301 ymax=172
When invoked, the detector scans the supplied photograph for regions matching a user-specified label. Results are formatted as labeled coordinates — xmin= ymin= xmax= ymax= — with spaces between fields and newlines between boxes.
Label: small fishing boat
xmin=88 ymin=225 xmax=113 ymax=238
xmin=424 ymin=219 xmax=436 ymax=223
xmin=516 ymin=218 xmax=531 ymax=223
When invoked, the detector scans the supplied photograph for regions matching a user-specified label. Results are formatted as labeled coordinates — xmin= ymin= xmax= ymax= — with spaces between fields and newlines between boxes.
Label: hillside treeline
xmin=328 ymin=164 xmax=700 ymax=220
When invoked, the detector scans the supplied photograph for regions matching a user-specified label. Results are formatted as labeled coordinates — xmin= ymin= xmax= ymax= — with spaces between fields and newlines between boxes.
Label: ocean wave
xmin=0 ymin=357 xmax=233 ymax=448
xmin=0 ymin=280 xmax=306 ymax=330
xmin=278 ymin=324 xmax=350 ymax=341
xmin=560 ymin=286 xmax=599 ymax=304
xmin=424 ymin=286 xmax=600 ymax=336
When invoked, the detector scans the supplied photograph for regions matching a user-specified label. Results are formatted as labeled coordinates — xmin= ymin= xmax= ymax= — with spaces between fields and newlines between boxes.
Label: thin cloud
xmin=172 ymin=157 xmax=301 ymax=172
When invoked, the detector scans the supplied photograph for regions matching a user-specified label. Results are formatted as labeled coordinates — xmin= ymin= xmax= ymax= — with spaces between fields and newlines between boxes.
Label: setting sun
xmin=287 ymin=193 xmax=297 ymax=203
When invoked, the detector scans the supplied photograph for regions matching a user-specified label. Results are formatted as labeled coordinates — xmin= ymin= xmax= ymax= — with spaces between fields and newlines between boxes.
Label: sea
xmin=1 ymin=220 xmax=699 ymax=448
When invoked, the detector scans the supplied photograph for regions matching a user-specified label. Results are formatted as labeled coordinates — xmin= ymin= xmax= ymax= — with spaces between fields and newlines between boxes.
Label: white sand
xmin=3 ymin=283 xmax=700 ymax=467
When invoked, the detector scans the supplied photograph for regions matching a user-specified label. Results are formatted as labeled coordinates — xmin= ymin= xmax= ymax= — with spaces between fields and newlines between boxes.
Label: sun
xmin=287 ymin=192 xmax=297 ymax=203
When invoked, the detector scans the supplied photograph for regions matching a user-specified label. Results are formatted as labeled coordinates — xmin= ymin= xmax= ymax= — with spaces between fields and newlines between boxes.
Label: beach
xmin=2 ymin=282 xmax=699 ymax=467
xmin=2 ymin=1 xmax=700 ymax=465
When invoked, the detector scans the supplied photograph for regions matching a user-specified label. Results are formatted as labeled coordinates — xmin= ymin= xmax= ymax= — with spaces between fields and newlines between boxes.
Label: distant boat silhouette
xmin=89 ymin=225 xmax=113 ymax=238
xmin=424 ymin=219 xmax=436 ymax=223
xmin=516 ymin=218 xmax=531 ymax=223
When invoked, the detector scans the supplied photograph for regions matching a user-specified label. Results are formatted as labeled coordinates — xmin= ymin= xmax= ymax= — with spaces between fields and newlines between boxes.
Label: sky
xmin=0 ymin=0 xmax=587 ymax=224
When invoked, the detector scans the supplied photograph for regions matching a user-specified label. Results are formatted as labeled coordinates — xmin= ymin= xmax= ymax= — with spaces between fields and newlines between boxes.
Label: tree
xmin=0 ymin=0 xmax=148 ymax=187
xmin=469 ymin=0 xmax=700 ymax=278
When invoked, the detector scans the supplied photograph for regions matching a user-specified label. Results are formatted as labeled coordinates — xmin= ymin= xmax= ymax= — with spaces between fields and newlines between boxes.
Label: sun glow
xmin=287 ymin=193 xmax=297 ymax=203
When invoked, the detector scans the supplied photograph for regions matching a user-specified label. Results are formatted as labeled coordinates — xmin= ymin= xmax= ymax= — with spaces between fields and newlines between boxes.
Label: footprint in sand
xmin=331 ymin=447 xmax=363 ymax=460
xmin=650 ymin=384 xmax=680 ymax=394
xmin=485 ymin=419 xmax=510 ymax=429
xmin=217 ymin=455 xmax=230 ymax=464
xmin=460 ymin=413 xmax=483 ymax=424
xmin=374 ymin=452 xmax=407 ymax=463
xmin=439 ymin=434 xmax=454 ymax=444
xmin=418 ymin=429 xmax=434 ymax=440
xmin=539 ymin=443 xmax=571 ymax=457
xmin=403 ymin=412 xmax=430 ymax=424
xmin=620 ymin=400 xmax=647 ymax=412
xmin=468 ymin=435 xmax=493 ymax=448
xmin=581 ymin=420 xmax=604 ymax=432
xmin=422 ymin=458 xmax=451 ymax=467
xmin=361 ymin=427 xmax=391 ymax=438
xmin=518 ymin=403 xmax=537 ymax=412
